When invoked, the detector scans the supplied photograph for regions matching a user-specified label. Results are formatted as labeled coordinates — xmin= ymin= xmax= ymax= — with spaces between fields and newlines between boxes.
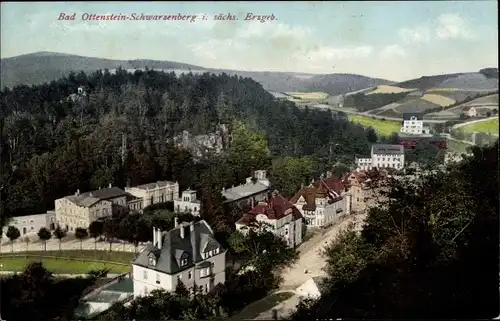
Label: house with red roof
xmin=289 ymin=176 xmax=351 ymax=228
xmin=235 ymin=192 xmax=303 ymax=248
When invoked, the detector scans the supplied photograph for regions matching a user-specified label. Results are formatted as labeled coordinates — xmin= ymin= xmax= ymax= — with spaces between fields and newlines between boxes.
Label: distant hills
xmin=0 ymin=51 xmax=393 ymax=95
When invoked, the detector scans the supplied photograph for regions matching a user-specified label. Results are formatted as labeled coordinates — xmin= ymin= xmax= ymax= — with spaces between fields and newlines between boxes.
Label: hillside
xmin=344 ymin=70 xmax=499 ymax=119
xmin=0 ymin=52 xmax=393 ymax=95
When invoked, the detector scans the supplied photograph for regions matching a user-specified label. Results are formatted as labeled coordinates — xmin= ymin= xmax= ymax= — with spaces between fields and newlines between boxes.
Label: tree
xmin=23 ymin=235 xmax=31 ymax=251
xmin=6 ymin=225 xmax=20 ymax=252
xmin=269 ymin=157 xmax=314 ymax=197
xmin=37 ymin=227 xmax=52 ymax=251
xmin=88 ymin=221 xmax=104 ymax=250
xmin=103 ymin=219 xmax=117 ymax=252
xmin=75 ymin=227 xmax=88 ymax=250
xmin=291 ymin=141 xmax=499 ymax=319
xmin=366 ymin=127 xmax=378 ymax=143
xmin=53 ymin=225 xmax=67 ymax=251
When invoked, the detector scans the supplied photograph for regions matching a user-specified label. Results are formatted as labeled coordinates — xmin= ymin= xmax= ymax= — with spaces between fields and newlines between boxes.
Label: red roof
xmin=289 ymin=176 xmax=346 ymax=211
xmin=236 ymin=194 xmax=303 ymax=226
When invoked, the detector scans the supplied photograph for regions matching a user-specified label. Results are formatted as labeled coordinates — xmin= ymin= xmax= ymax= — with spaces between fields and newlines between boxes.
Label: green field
xmin=0 ymin=250 xmax=133 ymax=274
xmin=460 ymin=118 xmax=499 ymax=134
xmin=348 ymin=115 xmax=401 ymax=136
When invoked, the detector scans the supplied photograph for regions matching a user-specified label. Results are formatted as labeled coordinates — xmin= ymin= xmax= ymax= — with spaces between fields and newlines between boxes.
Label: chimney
xmin=157 ymin=229 xmax=162 ymax=248
xmin=108 ymin=183 xmax=112 ymax=188
xmin=153 ymin=227 xmax=157 ymax=246
xmin=180 ymin=224 xmax=185 ymax=239
xmin=174 ymin=216 xmax=179 ymax=228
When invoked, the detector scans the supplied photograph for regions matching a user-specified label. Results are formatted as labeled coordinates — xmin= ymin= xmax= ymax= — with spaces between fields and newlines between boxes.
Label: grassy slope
xmin=460 ymin=119 xmax=499 ymax=134
xmin=348 ymin=115 xmax=401 ymax=136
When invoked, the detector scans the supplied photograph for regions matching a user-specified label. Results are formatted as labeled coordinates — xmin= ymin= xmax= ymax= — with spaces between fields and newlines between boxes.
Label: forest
xmin=0 ymin=68 xmax=375 ymax=225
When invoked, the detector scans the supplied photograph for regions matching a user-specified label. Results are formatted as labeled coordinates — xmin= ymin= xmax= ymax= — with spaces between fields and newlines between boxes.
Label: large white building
xmin=174 ymin=190 xmax=201 ymax=216
xmin=2 ymin=211 xmax=56 ymax=238
xmin=290 ymin=176 xmax=350 ymax=228
xmin=400 ymin=113 xmax=430 ymax=135
xmin=125 ymin=181 xmax=179 ymax=208
xmin=235 ymin=193 xmax=303 ymax=248
xmin=132 ymin=219 xmax=226 ymax=298
xmin=356 ymin=144 xmax=405 ymax=171
xmin=55 ymin=186 xmax=129 ymax=232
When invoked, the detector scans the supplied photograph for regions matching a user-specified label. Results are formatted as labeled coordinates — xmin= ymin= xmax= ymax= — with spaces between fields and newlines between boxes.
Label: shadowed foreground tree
xmin=290 ymin=141 xmax=499 ymax=319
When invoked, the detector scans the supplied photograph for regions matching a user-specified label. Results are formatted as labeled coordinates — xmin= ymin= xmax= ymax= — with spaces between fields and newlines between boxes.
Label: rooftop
xmin=289 ymin=176 xmax=346 ymax=211
xmin=371 ymin=144 xmax=404 ymax=155
xmin=133 ymin=220 xmax=224 ymax=275
xmin=222 ymin=181 xmax=270 ymax=202
xmin=128 ymin=181 xmax=178 ymax=190
xmin=402 ymin=113 xmax=424 ymax=120
xmin=236 ymin=194 xmax=303 ymax=226
xmin=65 ymin=187 xmax=127 ymax=207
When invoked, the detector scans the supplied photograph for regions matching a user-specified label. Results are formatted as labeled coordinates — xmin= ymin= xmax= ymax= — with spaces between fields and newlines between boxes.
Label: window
xmin=143 ymin=269 xmax=148 ymax=279
xmin=148 ymin=256 xmax=156 ymax=266
xmin=188 ymin=271 xmax=192 ymax=279
xmin=181 ymin=257 xmax=188 ymax=266
xmin=201 ymin=267 xmax=210 ymax=277
xmin=30 ymin=226 xmax=34 ymax=230
xmin=194 ymin=207 xmax=197 ymax=212
xmin=213 ymin=248 xmax=219 ymax=255
xmin=156 ymin=273 xmax=160 ymax=284
xmin=205 ymin=283 xmax=210 ymax=293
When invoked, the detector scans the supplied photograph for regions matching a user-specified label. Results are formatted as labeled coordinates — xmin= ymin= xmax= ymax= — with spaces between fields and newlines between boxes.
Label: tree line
xmin=1 ymin=68 xmax=376 ymax=227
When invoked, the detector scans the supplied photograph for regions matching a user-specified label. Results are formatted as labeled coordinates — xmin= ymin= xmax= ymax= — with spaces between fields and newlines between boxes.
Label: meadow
xmin=460 ymin=118 xmax=499 ymax=134
xmin=366 ymin=85 xmax=416 ymax=95
xmin=348 ymin=115 xmax=401 ymax=136
xmin=421 ymin=93 xmax=456 ymax=107
xmin=285 ymin=92 xmax=329 ymax=100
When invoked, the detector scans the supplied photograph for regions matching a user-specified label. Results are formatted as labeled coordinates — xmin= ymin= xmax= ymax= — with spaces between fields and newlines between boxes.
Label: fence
xmin=0 ymin=254 xmax=131 ymax=266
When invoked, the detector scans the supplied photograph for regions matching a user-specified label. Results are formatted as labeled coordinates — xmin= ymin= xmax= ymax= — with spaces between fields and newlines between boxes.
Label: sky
xmin=1 ymin=1 xmax=498 ymax=81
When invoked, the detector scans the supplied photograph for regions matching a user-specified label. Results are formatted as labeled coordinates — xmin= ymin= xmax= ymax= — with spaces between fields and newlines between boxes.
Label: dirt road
xmin=254 ymin=212 xmax=366 ymax=319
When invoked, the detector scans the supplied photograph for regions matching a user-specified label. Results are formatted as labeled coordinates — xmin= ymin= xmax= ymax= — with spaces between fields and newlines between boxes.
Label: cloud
xmin=435 ymin=13 xmax=474 ymax=40
xmin=380 ymin=44 xmax=407 ymax=58
xmin=190 ymin=22 xmax=373 ymax=72
xmin=399 ymin=27 xmax=431 ymax=44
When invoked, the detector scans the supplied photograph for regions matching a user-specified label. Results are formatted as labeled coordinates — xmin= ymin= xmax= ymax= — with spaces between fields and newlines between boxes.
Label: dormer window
xmin=213 ymin=248 xmax=219 ymax=255
xmin=148 ymin=255 xmax=157 ymax=266
xmin=180 ymin=253 xmax=189 ymax=267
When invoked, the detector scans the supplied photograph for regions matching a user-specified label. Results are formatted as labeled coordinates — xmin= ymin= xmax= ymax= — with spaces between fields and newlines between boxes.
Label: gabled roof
xmin=289 ymin=177 xmax=346 ymax=211
xmin=133 ymin=220 xmax=224 ymax=275
xmin=129 ymin=181 xmax=177 ymax=190
xmin=222 ymin=181 xmax=270 ymax=202
xmin=236 ymin=194 xmax=302 ymax=226
xmin=65 ymin=187 xmax=127 ymax=207
xmin=371 ymin=144 xmax=404 ymax=155
xmin=403 ymin=113 xmax=424 ymax=120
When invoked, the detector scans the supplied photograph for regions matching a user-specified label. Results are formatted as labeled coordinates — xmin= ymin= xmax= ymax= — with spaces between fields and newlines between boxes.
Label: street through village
xmin=254 ymin=212 xmax=367 ymax=320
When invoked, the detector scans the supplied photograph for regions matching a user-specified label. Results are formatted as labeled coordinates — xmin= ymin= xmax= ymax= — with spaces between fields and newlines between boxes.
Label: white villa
xmin=356 ymin=144 xmax=405 ymax=171
xmin=125 ymin=181 xmax=179 ymax=207
xmin=132 ymin=219 xmax=226 ymax=298
xmin=174 ymin=190 xmax=201 ymax=216
xmin=400 ymin=113 xmax=430 ymax=135
xmin=290 ymin=176 xmax=350 ymax=228
xmin=235 ymin=193 xmax=303 ymax=248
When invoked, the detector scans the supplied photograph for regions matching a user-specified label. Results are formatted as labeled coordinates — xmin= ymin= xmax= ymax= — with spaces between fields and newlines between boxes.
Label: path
xmin=254 ymin=212 xmax=367 ymax=320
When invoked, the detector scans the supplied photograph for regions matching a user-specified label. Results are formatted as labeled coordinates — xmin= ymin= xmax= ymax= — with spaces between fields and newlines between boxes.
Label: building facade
xmin=400 ymin=113 xmax=429 ymax=135
xmin=222 ymin=170 xmax=271 ymax=207
xmin=235 ymin=193 xmax=303 ymax=248
xmin=290 ymin=176 xmax=350 ymax=228
xmin=342 ymin=169 xmax=388 ymax=213
xmin=125 ymin=181 xmax=179 ymax=208
xmin=356 ymin=144 xmax=405 ymax=171
xmin=2 ymin=211 xmax=56 ymax=237
xmin=174 ymin=190 xmax=201 ymax=216
xmin=132 ymin=219 xmax=226 ymax=298
xmin=55 ymin=186 xmax=128 ymax=231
